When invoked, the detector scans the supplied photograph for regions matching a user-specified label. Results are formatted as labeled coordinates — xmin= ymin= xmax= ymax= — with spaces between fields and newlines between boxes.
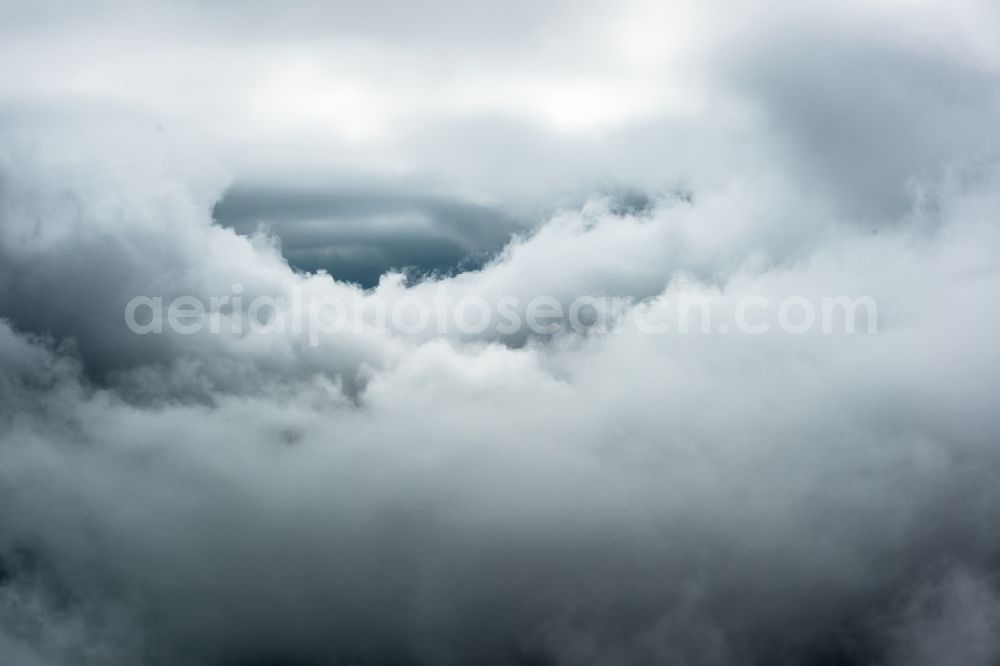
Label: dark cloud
xmin=213 ymin=183 xmax=526 ymax=287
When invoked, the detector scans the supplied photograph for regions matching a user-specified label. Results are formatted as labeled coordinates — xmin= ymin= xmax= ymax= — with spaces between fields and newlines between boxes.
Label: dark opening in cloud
xmin=213 ymin=183 xmax=527 ymax=287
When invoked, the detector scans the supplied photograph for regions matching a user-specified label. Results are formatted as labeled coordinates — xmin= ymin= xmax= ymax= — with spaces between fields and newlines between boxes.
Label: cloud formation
xmin=1 ymin=1 xmax=1000 ymax=665
xmin=213 ymin=182 xmax=526 ymax=287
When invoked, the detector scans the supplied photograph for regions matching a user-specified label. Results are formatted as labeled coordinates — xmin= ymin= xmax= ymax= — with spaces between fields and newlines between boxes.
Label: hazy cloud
xmin=1 ymin=0 xmax=1000 ymax=664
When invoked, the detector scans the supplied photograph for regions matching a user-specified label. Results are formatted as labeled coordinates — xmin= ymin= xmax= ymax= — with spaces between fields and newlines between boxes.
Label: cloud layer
xmin=1 ymin=1 xmax=1000 ymax=664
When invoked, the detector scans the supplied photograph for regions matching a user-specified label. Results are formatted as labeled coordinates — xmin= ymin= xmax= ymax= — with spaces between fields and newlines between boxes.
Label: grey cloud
xmin=213 ymin=183 xmax=527 ymax=288
xmin=721 ymin=13 xmax=1000 ymax=223
xmin=1 ymin=157 xmax=999 ymax=665
xmin=886 ymin=568 xmax=1000 ymax=666
xmin=2 ymin=1 xmax=1000 ymax=664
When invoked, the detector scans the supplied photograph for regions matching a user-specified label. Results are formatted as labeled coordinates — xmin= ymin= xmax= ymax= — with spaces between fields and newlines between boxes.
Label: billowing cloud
xmin=1 ymin=1 xmax=1000 ymax=665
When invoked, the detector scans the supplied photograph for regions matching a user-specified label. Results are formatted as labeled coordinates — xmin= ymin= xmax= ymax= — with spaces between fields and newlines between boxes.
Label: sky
xmin=1 ymin=1 xmax=1000 ymax=664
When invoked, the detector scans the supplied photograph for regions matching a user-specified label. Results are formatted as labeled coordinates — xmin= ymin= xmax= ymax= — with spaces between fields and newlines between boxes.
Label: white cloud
xmin=1 ymin=1 xmax=1000 ymax=664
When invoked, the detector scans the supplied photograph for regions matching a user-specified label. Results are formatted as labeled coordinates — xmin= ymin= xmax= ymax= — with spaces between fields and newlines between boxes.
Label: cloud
xmin=886 ymin=567 xmax=1000 ymax=666
xmin=1 ymin=154 xmax=999 ymax=663
xmin=213 ymin=182 xmax=526 ymax=287
xmin=1 ymin=1 xmax=1000 ymax=664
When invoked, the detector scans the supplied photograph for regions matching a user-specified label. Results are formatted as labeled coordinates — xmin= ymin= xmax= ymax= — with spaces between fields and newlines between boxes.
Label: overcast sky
xmin=2 ymin=1 xmax=1000 ymax=665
